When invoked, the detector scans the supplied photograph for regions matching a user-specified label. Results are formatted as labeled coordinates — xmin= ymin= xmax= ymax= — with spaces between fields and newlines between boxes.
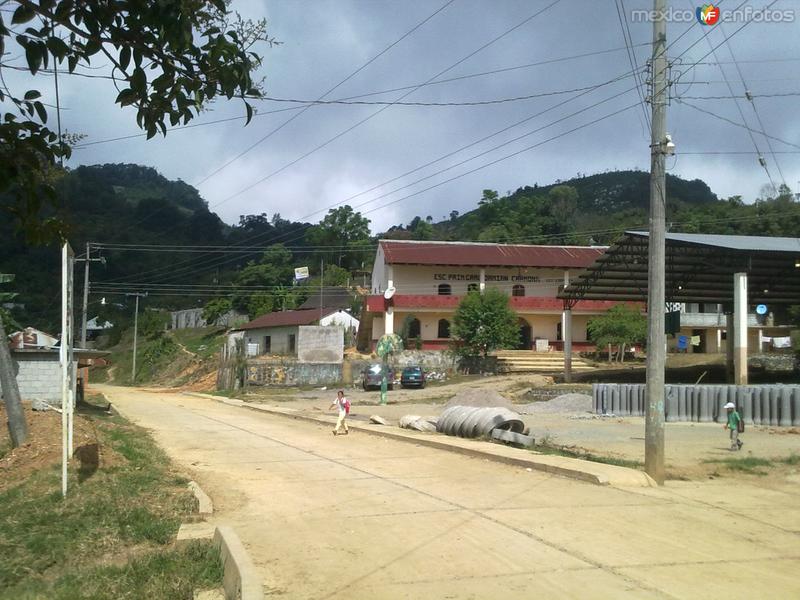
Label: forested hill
xmin=384 ymin=170 xmax=728 ymax=244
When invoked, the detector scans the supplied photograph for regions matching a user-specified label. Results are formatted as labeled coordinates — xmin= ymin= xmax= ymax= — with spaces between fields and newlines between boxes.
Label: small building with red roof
xmin=366 ymin=239 xmax=618 ymax=351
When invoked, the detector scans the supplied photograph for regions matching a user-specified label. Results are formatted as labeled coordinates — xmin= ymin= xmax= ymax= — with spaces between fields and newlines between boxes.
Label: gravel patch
xmin=445 ymin=388 xmax=514 ymax=410
xmin=518 ymin=393 xmax=592 ymax=415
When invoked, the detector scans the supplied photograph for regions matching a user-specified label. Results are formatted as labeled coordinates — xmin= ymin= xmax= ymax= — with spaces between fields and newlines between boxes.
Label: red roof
xmin=380 ymin=240 xmax=606 ymax=268
xmin=237 ymin=309 xmax=332 ymax=330
xmin=366 ymin=295 xmax=620 ymax=312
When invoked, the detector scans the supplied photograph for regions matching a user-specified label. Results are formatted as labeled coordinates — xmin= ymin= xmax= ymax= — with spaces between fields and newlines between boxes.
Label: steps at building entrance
xmin=493 ymin=350 xmax=596 ymax=373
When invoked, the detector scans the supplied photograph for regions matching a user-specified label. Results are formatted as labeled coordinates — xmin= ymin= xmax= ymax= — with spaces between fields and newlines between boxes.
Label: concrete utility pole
xmin=645 ymin=0 xmax=671 ymax=485
xmin=127 ymin=292 xmax=147 ymax=384
xmin=75 ymin=243 xmax=105 ymax=348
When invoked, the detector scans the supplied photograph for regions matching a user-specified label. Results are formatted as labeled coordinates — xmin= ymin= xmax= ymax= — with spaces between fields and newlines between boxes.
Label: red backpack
xmin=343 ymin=398 xmax=351 ymax=415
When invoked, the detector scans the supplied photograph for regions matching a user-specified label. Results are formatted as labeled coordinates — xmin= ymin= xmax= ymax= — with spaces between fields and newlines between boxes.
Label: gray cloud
xmin=23 ymin=0 xmax=799 ymax=233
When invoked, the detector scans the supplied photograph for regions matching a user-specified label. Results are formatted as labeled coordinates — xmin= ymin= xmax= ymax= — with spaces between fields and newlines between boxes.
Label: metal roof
xmin=559 ymin=231 xmax=800 ymax=306
xmin=630 ymin=231 xmax=800 ymax=253
xmin=379 ymin=239 xmax=607 ymax=268
xmin=236 ymin=309 xmax=335 ymax=330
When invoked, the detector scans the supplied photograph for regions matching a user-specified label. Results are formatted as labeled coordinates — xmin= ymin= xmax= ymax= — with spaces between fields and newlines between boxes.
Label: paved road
xmin=98 ymin=386 xmax=800 ymax=600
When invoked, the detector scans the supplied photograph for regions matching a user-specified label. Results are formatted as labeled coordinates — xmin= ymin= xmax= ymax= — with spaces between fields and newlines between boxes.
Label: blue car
xmin=400 ymin=366 xmax=426 ymax=389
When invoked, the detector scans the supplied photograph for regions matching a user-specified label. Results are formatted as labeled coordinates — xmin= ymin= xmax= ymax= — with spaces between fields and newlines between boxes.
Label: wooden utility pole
xmin=645 ymin=0 xmax=670 ymax=485
xmin=76 ymin=244 xmax=105 ymax=348
xmin=0 ymin=318 xmax=27 ymax=447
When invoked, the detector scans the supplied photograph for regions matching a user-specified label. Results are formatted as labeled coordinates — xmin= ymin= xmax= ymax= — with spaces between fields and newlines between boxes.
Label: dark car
xmin=361 ymin=364 xmax=395 ymax=391
xmin=400 ymin=366 xmax=426 ymax=389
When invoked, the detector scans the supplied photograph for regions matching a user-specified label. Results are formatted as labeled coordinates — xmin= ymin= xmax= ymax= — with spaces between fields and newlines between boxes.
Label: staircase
xmin=493 ymin=350 xmax=596 ymax=374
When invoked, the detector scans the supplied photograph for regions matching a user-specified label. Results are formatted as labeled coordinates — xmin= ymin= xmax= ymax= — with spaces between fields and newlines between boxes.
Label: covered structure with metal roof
xmin=558 ymin=231 xmax=800 ymax=383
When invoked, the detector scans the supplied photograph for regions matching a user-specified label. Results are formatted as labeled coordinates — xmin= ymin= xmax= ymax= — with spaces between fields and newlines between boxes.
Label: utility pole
xmin=645 ymin=0 xmax=673 ymax=485
xmin=127 ymin=292 xmax=147 ymax=384
xmin=75 ymin=243 xmax=105 ymax=348
xmin=320 ymin=258 xmax=324 ymax=322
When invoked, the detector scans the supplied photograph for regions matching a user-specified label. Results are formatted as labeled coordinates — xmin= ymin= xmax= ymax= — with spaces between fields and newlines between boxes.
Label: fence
xmin=592 ymin=383 xmax=800 ymax=426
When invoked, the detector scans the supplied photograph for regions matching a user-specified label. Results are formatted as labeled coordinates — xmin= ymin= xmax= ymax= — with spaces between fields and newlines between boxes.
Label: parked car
xmin=361 ymin=363 xmax=394 ymax=391
xmin=400 ymin=366 xmax=426 ymax=389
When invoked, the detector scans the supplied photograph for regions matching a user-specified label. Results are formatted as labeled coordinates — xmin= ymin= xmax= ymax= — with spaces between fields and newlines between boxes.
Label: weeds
xmin=702 ymin=456 xmax=773 ymax=476
xmin=534 ymin=441 xmax=643 ymax=469
xmin=0 ymin=398 xmax=219 ymax=599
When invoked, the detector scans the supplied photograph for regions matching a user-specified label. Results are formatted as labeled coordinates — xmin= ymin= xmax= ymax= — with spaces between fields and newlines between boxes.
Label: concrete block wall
xmin=298 ymin=326 xmax=343 ymax=363
xmin=14 ymin=356 xmax=63 ymax=402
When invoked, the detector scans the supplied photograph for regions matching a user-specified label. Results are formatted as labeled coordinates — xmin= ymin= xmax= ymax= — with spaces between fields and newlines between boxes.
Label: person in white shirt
xmin=329 ymin=390 xmax=349 ymax=436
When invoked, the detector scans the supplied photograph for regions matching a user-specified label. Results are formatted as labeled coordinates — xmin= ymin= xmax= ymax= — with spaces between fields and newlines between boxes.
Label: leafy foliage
xmin=201 ymin=297 xmax=232 ymax=325
xmin=587 ymin=303 xmax=647 ymax=359
xmin=451 ymin=289 xmax=519 ymax=358
xmin=1 ymin=0 xmax=274 ymax=241
xmin=305 ymin=206 xmax=372 ymax=270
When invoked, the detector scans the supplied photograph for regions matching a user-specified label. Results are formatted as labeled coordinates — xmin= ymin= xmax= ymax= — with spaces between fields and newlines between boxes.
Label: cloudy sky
xmin=13 ymin=0 xmax=800 ymax=233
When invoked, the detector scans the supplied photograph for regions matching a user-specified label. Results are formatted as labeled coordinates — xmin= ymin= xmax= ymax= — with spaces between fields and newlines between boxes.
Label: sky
xmin=7 ymin=0 xmax=800 ymax=234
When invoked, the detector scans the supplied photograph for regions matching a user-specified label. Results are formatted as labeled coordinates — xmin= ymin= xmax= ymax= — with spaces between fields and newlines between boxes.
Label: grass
xmin=702 ymin=456 xmax=774 ymax=476
xmin=533 ymin=441 xmax=644 ymax=470
xmin=0 ymin=396 xmax=222 ymax=599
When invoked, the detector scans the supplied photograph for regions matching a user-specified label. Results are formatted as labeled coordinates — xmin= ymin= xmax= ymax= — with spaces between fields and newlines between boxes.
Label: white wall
xmin=242 ymin=326 xmax=299 ymax=355
xmin=388 ymin=264 xmax=566 ymax=297
xmin=13 ymin=354 xmax=64 ymax=402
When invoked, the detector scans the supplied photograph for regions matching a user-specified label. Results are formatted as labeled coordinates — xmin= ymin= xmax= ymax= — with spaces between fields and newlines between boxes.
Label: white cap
xmin=723 ymin=402 xmax=736 ymax=409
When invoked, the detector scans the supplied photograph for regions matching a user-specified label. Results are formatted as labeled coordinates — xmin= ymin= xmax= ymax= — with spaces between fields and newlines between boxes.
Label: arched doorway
xmin=517 ymin=318 xmax=532 ymax=350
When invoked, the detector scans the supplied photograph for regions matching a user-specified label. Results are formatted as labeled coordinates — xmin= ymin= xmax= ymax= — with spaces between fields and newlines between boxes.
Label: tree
xmin=232 ymin=244 xmax=293 ymax=317
xmin=451 ymin=288 xmax=519 ymax=359
xmin=587 ymin=304 xmax=647 ymax=362
xmin=305 ymin=206 xmax=371 ymax=271
xmin=202 ymin=298 xmax=233 ymax=325
xmin=0 ymin=274 xmax=28 ymax=447
xmin=1 ymin=0 xmax=274 ymax=241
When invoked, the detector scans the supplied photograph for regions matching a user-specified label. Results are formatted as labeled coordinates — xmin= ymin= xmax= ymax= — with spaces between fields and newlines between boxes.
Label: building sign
xmin=433 ymin=272 xmax=561 ymax=284
xmin=294 ymin=266 xmax=310 ymax=281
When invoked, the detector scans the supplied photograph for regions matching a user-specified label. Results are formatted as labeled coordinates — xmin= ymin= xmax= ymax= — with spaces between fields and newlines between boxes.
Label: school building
xmin=365 ymin=239 xmax=619 ymax=351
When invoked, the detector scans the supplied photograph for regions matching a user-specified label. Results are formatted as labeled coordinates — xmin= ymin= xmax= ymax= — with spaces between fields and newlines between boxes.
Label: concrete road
xmin=97 ymin=385 xmax=800 ymax=600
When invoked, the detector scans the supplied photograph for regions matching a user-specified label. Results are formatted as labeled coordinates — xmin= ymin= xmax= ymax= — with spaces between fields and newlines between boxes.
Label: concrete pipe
xmin=638 ymin=385 xmax=645 ymax=416
xmin=666 ymin=386 xmax=678 ymax=422
xmin=741 ymin=388 xmax=754 ymax=425
xmin=770 ymin=387 xmax=780 ymax=427
xmin=793 ymin=388 xmax=800 ymax=426
xmin=752 ymin=387 xmax=762 ymax=425
xmin=779 ymin=387 xmax=792 ymax=427
xmin=677 ymin=385 xmax=687 ymax=421
xmin=698 ymin=386 xmax=712 ymax=423
xmin=592 ymin=384 xmax=600 ymax=413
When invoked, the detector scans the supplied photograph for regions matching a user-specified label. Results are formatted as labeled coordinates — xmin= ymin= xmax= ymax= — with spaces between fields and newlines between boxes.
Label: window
xmin=408 ymin=318 xmax=421 ymax=339
xmin=512 ymin=284 xmax=525 ymax=297
xmin=437 ymin=283 xmax=452 ymax=296
xmin=288 ymin=333 xmax=296 ymax=354
xmin=437 ymin=319 xmax=450 ymax=338
xmin=263 ymin=336 xmax=271 ymax=354
xmin=467 ymin=283 xmax=479 ymax=293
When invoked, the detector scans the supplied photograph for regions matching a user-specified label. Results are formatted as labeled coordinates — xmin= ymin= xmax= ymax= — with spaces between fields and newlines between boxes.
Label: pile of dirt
xmin=445 ymin=387 xmax=514 ymax=410
xmin=0 ymin=404 xmax=119 ymax=492
xmin=518 ymin=393 xmax=593 ymax=415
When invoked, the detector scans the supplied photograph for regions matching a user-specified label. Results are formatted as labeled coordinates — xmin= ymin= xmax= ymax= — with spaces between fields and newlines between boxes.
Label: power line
xmin=193 ymin=0 xmax=458 ymax=188
xmin=677 ymin=100 xmax=800 ymax=151
xmin=70 ymin=43 xmax=652 ymax=150
xmin=615 ymin=0 xmax=651 ymax=132
xmin=718 ymin=19 xmax=787 ymax=189
xmin=691 ymin=5 xmax=776 ymax=192
xmin=208 ymin=0 xmax=564 ymax=209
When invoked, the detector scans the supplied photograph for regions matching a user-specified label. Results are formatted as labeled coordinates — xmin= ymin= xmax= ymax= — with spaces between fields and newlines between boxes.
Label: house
xmin=226 ymin=307 xmax=352 ymax=360
xmin=7 ymin=327 xmax=107 ymax=404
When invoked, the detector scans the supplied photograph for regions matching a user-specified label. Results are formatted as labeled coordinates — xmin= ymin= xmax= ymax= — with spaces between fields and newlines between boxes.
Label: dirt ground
xmin=97 ymin=384 xmax=800 ymax=600
xmin=0 ymin=404 xmax=107 ymax=492
xmin=234 ymin=373 xmax=800 ymax=482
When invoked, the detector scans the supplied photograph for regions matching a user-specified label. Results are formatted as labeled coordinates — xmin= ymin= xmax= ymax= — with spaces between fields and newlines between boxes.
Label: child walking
xmin=723 ymin=401 xmax=743 ymax=451
xmin=330 ymin=390 xmax=350 ymax=436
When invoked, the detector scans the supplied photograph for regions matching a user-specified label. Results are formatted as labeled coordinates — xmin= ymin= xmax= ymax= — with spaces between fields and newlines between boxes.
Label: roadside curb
xmin=214 ymin=525 xmax=263 ymax=600
xmin=189 ymin=393 xmax=655 ymax=488
xmin=188 ymin=480 xmax=214 ymax=518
